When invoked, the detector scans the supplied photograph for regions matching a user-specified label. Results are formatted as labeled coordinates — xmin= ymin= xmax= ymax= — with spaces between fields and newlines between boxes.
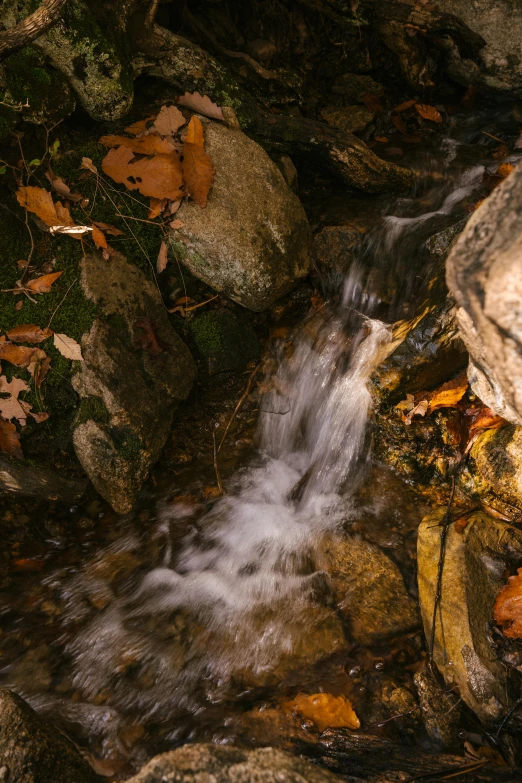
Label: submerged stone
xmin=169 ymin=119 xmax=312 ymax=311
xmin=463 ymin=425 xmax=522 ymax=515
xmin=417 ymin=509 xmax=522 ymax=722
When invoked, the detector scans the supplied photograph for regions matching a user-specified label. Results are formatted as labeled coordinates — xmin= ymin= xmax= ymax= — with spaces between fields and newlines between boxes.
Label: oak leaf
xmin=26 ymin=270 xmax=64 ymax=293
xmin=283 ymin=693 xmax=360 ymax=732
xmin=6 ymin=324 xmax=53 ymax=343
xmin=53 ymin=333 xmax=82 ymax=361
xmin=177 ymin=92 xmax=225 ymax=121
xmin=153 ymin=105 xmax=186 ymax=136
xmin=100 ymin=133 xmax=176 ymax=155
xmin=415 ymin=103 xmax=442 ymax=123
xmin=494 ymin=568 xmax=522 ymax=639
xmin=125 ymin=116 xmax=155 ymax=135
xmin=0 ymin=416 xmax=23 ymax=460
xmin=0 ymin=376 xmax=30 ymax=424
xmin=102 ymin=145 xmax=184 ymax=201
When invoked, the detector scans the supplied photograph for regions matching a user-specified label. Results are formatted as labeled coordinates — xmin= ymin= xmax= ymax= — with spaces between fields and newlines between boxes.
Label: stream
xmin=0 ymin=106 xmax=519 ymax=777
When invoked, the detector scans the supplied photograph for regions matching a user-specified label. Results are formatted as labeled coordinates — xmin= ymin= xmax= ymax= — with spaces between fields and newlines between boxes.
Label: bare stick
xmin=429 ymin=475 xmax=456 ymax=665
xmin=0 ymin=0 xmax=69 ymax=61
xmin=47 ymin=277 xmax=78 ymax=328
xmin=217 ymin=362 xmax=262 ymax=453
xmin=212 ymin=431 xmax=224 ymax=496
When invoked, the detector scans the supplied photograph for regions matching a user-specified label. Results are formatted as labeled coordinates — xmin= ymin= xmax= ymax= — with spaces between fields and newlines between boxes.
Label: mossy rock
xmin=189 ymin=310 xmax=260 ymax=375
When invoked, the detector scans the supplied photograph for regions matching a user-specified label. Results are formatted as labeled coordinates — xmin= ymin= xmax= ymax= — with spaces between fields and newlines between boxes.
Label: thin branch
xmin=212 ymin=431 xmax=224 ymax=496
xmin=217 ymin=362 xmax=262 ymax=452
xmin=0 ymin=0 xmax=69 ymax=61
xmin=47 ymin=276 xmax=78 ymax=329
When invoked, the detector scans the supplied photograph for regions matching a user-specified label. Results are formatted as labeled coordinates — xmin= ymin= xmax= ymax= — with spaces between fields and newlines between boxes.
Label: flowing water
xmin=1 ymin=108 xmax=520 ymax=773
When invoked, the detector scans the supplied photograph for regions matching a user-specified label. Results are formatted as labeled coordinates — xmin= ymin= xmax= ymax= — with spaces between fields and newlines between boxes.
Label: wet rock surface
xmin=0 ymin=457 xmax=87 ymax=503
xmin=0 ymin=689 xmax=92 ymax=783
xmin=189 ymin=310 xmax=260 ymax=375
xmin=447 ymin=165 xmax=522 ymax=424
xmin=417 ymin=509 xmax=522 ymax=722
xmin=73 ymin=251 xmax=196 ymax=515
xmin=128 ymin=743 xmax=342 ymax=783
xmin=414 ymin=667 xmax=461 ymax=749
xmin=320 ymin=105 xmax=375 ymax=135
xmin=170 ymin=120 xmax=312 ymax=312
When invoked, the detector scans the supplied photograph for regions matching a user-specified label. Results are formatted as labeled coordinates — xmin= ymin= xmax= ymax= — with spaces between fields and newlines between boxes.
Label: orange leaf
xmin=391 ymin=114 xmax=408 ymax=134
xmin=26 ymin=270 xmax=64 ymax=293
xmin=99 ymin=134 xmax=175 ymax=155
xmin=427 ymin=370 xmax=468 ymax=412
xmin=494 ymin=568 xmax=522 ymax=639
xmin=153 ymin=105 xmax=186 ymax=136
xmin=393 ymin=99 xmax=416 ymax=113
xmin=148 ymin=198 xmax=167 ymax=219
xmin=0 ymin=416 xmax=23 ymax=460
xmin=157 ymin=240 xmax=168 ymax=274
xmin=54 ymin=201 xmax=75 ymax=227
xmin=415 ymin=103 xmax=442 ymax=123
xmin=92 ymin=226 xmax=108 ymax=250
xmin=182 ymin=141 xmax=215 ymax=208
xmin=16 ymin=186 xmax=58 ymax=227
xmin=6 ymin=324 xmax=53 ymax=343
xmin=465 ymin=406 xmax=507 ymax=439
xmin=283 ymin=693 xmax=360 ymax=732
xmin=496 ymin=162 xmax=515 ymax=179
xmin=124 ymin=116 xmax=155 ymax=135
xmin=177 ymin=92 xmax=224 ymax=121
xmin=102 ymin=146 xmax=184 ymax=201
xmin=185 ymin=115 xmax=205 ymax=146
xmin=374 ymin=136 xmax=389 ymax=143
xmin=12 ymin=557 xmax=45 ymax=572
xmin=0 ymin=342 xmax=38 ymax=367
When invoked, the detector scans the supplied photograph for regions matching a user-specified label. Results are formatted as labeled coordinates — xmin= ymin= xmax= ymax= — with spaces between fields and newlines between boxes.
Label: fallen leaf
xmin=182 ymin=119 xmax=215 ymax=208
xmin=454 ymin=513 xmax=472 ymax=534
xmin=0 ymin=416 xmax=23 ymax=459
xmin=45 ymin=169 xmax=82 ymax=202
xmin=395 ymin=393 xmax=415 ymax=412
xmin=134 ymin=318 xmax=167 ymax=356
xmin=157 ymin=240 xmax=168 ymax=274
xmin=374 ymin=136 xmax=389 ymax=143
xmin=391 ymin=113 xmax=408 ymax=134
xmin=393 ymin=99 xmax=416 ymax=113
xmin=102 ymin=145 xmax=184 ymax=201
xmin=169 ymin=218 xmax=184 ymax=229
xmin=168 ymin=199 xmax=181 ymax=214
xmin=92 ymin=225 xmax=108 ymax=250
xmin=31 ymin=354 xmax=51 ymax=387
xmin=49 ymin=225 xmax=91 ymax=237
xmin=404 ymin=398 xmax=428 ymax=424
xmin=92 ymin=221 xmax=124 ymax=237
xmin=0 ymin=376 xmax=30 ymax=424
xmin=6 ymin=324 xmax=53 ymax=343
xmin=496 ymin=162 xmax=515 ymax=178
xmin=0 ymin=342 xmax=38 ymax=367
xmin=177 ymin=92 xmax=225 ymax=121
xmin=81 ymin=157 xmax=98 ymax=174
xmin=26 ymin=270 xmax=64 ymax=294
xmin=153 ymin=105 xmax=186 ymax=136
xmin=283 ymin=693 xmax=360 ymax=732
xmin=16 ymin=186 xmax=59 ymax=226
xmin=465 ymin=406 xmax=507 ymax=439
xmin=427 ymin=371 xmax=468 ymax=411
xmin=494 ymin=568 xmax=522 ymax=639
xmin=185 ymin=115 xmax=205 ymax=146
xmin=415 ymin=103 xmax=442 ymax=123
xmin=492 ymin=144 xmax=510 ymax=160
xmin=124 ymin=116 xmax=155 ymax=135
xmin=362 ymin=93 xmax=383 ymax=115
xmin=100 ymin=133 xmax=175 ymax=155
xmin=148 ymin=197 xmax=167 ymax=219
xmin=53 ymin=333 xmax=82 ymax=361
xmin=15 ymin=301 xmax=23 ymax=311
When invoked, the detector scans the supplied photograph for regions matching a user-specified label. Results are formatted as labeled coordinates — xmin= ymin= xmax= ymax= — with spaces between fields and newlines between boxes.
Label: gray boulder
xmin=0 ymin=689 xmax=92 ymax=783
xmin=73 ymin=252 xmax=196 ymax=514
xmin=446 ymin=165 xmax=522 ymax=425
xmin=127 ymin=743 xmax=341 ymax=783
xmin=169 ymin=120 xmax=312 ymax=311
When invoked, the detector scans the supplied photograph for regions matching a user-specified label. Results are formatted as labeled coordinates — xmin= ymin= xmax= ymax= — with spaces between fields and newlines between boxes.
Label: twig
xmin=0 ymin=0 xmax=69 ymax=60
xmin=46 ymin=277 xmax=78 ymax=328
xmin=212 ymin=431 xmax=224 ymax=496
xmin=403 ymin=759 xmax=489 ymax=783
xmin=429 ymin=475 xmax=456 ymax=665
xmin=217 ymin=362 xmax=262 ymax=453
xmin=145 ymin=0 xmax=160 ymax=27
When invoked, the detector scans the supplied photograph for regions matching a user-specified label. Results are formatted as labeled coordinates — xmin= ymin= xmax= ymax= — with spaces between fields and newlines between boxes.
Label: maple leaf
xmin=6 ymin=324 xmax=53 ymax=343
xmin=26 ymin=270 xmax=64 ymax=293
xmin=102 ymin=146 xmax=184 ymax=201
xmin=415 ymin=103 xmax=442 ymax=123
xmin=494 ymin=568 xmax=522 ymax=639
xmin=100 ymin=133 xmax=176 ymax=155
xmin=0 ymin=416 xmax=23 ymax=460
xmin=156 ymin=240 xmax=168 ymax=274
xmin=153 ymin=105 xmax=186 ymax=136
xmin=0 ymin=375 xmax=30 ymax=424
xmin=177 ymin=92 xmax=225 ymax=121
xmin=283 ymin=693 xmax=360 ymax=732
xmin=53 ymin=333 xmax=82 ymax=361
xmin=182 ymin=117 xmax=215 ymax=208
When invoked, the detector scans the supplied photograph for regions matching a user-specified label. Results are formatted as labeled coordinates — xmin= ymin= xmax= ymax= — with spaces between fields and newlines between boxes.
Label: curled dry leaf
xmin=45 ymin=169 xmax=82 ymax=202
xmin=81 ymin=157 xmax=97 ymax=174
xmin=6 ymin=324 xmax=53 ymax=343
xmin=494 ymin=568 xmax=522 ymax=639
xmin=30 ymin=353 xmax=51 ymax=387
xmin=102 ymin=145 xmax=184 ymax=201
xmin=177 ymin=91 xmax=224 ymax=121
xmin=464 ymin=406 xmax=507 ymax=440
xmin=92 ymin=221 xmax=124 ymax=237
xmin=415 ymin=103 xmax=442 ymax=123
xmin=153 ymin=104 xmax=186 ymax=136
xmin=283 ymin=693 xmax=360 ymax=732
xmin=100 ymin=134 xmax=176 ymax=155
xmin=0 ymin=416 xmax=23 ymax=460
xmin=53 ymin=333 xmax=82 ymax=361
xmin=26 ymin=270 xmax=64 ymax=293
xmin=92 ymin=225 xmax=108 ymax=250
xmin=157 ymin=240 xmax=168 ymax=274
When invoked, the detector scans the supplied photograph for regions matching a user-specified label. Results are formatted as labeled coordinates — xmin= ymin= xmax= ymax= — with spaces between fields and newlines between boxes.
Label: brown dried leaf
xmin=100 ymin=134 xmax=175 ymax=155
xmin=177 ymin=91 xmax=225 ymax=121
xmin=494 ymin=568 xmax=522 ymax=639
xmin=185 ymin=115 xmax=205 ymax=146
xmin=81 ymin=157 xmax=97 ymax=174
xmin=26 ymin=270 xmax=64 ymax=294
xmin=0 ymin=342 xmax=38 ymax=367
xmin=465 ymin=406 xmax=507 ymax=439
xmin=54 ymin=201 xmax=75 ymax=227
xmin=6 ymin=324 xmax=53 ymax=343
xmin=157 ymin=240 xmax=168 ymax=274
xmin=283 ymin=693 xmax=360 ymax=732
xmin=92 ymin=221 xmax=124 ymax=237
xmin=53 ymin=333 xmax=82 ymax=361
xmin=374 ymin=136 xmax=389 ymax=143
xmin=415 ymin=103 xmax=442 ymax=123
xmin=148 ymin=198 xmax=167 ymax=219
xmin=124 ymin=116 xmax=155 ymax=135
xmin=496 ymin=162 xmax=515 ymax=178
xmin=28 ymin=350 xmax=50 ymax=387
xmin=391 ymin=113 xmax=408 ymax=134
xmin=182 ymin=139 xmax=215 ymax=208
xmin=169 ymin=218 xmax=184 ymax=229
xmin=0 ymin=375 xmax=30 ymax=424
xmin=427 ymin=370 xmax=468 ymax=411
xmin=0 ymin=417 xmax=23 ymax=460
xmin=362 ymin=93 xmax=383 ymax=115
xmin=92 ymin=226 xmax=108 ymax=250
xmin=102 ymin=146 xmax=184 ymax=201
xmin=45 ymin=169 xmax=82 ymax=202
xmin=393 ymin=99 xmax=416 ymax=113
xmin=153 ymin=105 xmax=186 ymax=136
xmin=16 ymin=186 xmax=58 ymax=226
xmin=134 ymin=318 xmax=167 ymax=356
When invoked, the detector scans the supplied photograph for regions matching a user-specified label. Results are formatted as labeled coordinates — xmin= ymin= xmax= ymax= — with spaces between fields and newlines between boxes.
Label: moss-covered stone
xmin=189 ymin=310 xmax=260 ymax=375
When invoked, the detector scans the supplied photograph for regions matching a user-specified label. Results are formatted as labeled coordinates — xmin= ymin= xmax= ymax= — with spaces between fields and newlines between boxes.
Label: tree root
xmin=0 ymin=0 xmax=69 ymax=60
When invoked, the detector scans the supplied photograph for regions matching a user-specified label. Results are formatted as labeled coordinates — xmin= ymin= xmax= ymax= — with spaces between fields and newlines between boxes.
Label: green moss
xmin=110 ymin=426 xmax=142 ymax=460
xmin=189 ymin=310 xmax=260 ymax=375
xmin=77 ymin=395 xmax=109 ymax=426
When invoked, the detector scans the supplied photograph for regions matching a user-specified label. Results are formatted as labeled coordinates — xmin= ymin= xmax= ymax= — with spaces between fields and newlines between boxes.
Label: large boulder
xmin=73 ymin=252 xmax=196 ymax=514
xmin=168 ymin=120 xmax=312 ymax=311
xmin=462 ymin=425 xmax=522 ymax=515
xmin=127 ymin=743 xmax=341 ymax=783
xmin=446 ymin=160 xmax=522 ymax=425
xmin=0 ymin=689 xmax=92 ymax=783
xmin=417 ymin=509 xmax=522 ymax=722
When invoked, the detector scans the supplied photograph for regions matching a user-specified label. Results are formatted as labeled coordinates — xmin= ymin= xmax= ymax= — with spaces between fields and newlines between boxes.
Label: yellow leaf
xmin=283 ymin=693 xmax=360 ymax=732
